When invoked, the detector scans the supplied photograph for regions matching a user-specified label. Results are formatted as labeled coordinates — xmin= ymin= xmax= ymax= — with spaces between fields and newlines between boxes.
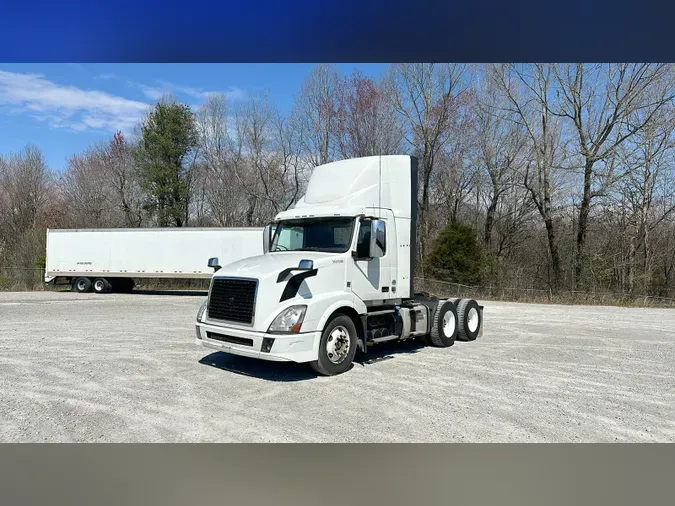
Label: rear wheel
xmin=72 ymin=277 xmax=92 ymax=293
xmin=456 ymin=299 xmax=481 ymax=341
xmin=428 ymin=300 xmax=458 ymax=347
xmin=92 ymin=278 xmax=111 ymax=294
xmin=310 ymin=315 xmax=357 ymax=376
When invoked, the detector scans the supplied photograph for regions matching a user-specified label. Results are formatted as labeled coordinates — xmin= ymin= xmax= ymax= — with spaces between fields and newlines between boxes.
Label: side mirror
xmin=263 ymin=224 xmax=273 ymax=254
xmin=369 ymin=220 xmax=386 ymax=258
xmin=207 ymin=257 xmax=221 ymax=272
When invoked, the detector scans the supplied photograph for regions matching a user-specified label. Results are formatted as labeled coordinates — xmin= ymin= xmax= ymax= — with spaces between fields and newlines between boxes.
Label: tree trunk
xmin=575 ymin=159 xmax=594 ymax=288
xmin=544 ymin=216 xmax=562 ymax=289
xmin=484 ymin=192 xmax=499 ymax=248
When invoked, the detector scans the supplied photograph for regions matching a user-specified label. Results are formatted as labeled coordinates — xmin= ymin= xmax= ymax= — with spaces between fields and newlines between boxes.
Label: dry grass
xmin=2 ymin=273 xmax=674 ymax=308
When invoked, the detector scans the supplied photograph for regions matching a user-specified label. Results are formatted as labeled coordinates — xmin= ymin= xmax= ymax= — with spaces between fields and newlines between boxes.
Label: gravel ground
xmin=1 ymin=290 xmax=674 ymax=442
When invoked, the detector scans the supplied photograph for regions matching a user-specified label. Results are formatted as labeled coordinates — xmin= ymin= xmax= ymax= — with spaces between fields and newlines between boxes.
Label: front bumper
xmin=195 ymin=321 xmax=320 ymax=363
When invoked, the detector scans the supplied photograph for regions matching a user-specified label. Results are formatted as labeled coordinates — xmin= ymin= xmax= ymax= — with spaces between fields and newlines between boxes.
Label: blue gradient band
xmin=1 ymin=0 xmax=674 ymax=61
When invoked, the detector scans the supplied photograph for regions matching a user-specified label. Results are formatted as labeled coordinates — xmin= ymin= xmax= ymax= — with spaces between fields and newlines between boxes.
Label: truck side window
xmin=356 ymin=219 xmax=371 ymax=258
xmin=356 ymin=219 xmax=386 ymax=258
xmin=373 ymin=220 xmax=386 ymax=256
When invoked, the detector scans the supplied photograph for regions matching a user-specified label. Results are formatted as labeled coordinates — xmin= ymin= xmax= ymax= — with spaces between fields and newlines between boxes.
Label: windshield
xmin=270 ymin=218 xmax=355 ymax=253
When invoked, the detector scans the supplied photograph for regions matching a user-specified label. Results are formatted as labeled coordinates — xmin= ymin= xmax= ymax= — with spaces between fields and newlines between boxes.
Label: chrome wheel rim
xmin=442 ymin=310 xmax=456 ymax=337
xmin=77 ymin=280 xmax=86 ymax=291
xmin=94 ymin=280 xmax=105 ymax=292
xmin=326 ymin=325 xmax=350 ymax=364
xmin=467 ymin=307 xmax=479 ymax=333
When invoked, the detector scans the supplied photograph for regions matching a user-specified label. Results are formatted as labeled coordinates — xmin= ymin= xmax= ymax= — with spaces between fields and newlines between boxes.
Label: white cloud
xmin=137 ymin=84 xmax=167 ymax=101
xmin=0 ymin=70 xmax=150 ymax=134
xmin=156 ymin=80 xmax=246 ymax=102
xmin=131 ymin=79 xmax=246 ymax=103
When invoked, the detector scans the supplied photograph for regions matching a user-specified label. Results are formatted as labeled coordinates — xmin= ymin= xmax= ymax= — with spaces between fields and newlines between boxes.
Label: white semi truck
xmin=195 ymin=155 xmax=484 ymax=375
xmin=45 ymin=227 xmax=263 ymax=293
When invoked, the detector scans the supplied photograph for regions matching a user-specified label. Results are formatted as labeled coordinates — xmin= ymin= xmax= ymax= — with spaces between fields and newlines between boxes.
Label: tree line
xmin=1 ymin=63 xmax=675 ymax=299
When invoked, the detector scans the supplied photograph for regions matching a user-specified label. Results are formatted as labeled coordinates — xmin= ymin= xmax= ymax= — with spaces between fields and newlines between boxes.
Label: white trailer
xmin=45 ymin=227 xmax=264 ymax=293
xmin=195 ymin=155 xmax=484 ymax=376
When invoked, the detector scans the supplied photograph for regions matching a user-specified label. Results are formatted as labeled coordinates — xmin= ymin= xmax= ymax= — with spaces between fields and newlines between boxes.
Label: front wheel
xmin=310 ymin=315 xmax=358 ymax=376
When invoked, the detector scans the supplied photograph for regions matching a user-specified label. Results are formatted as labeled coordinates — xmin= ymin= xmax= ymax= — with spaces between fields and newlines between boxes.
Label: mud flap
xmin=359 ymin=314 xmax=368 ymax=353
xmin=478 ymin=305 xmax=484 ymax=337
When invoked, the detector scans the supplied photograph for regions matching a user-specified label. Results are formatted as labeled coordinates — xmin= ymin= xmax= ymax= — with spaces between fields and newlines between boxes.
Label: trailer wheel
xmin=428 ymin=300 xmax=458 ymax=347
xmin=92 ymin=278 xmax=111 ymax=294
xmin=72 ymin=277 xmax=92 ymax=293
xmin=310 ymin=314 xmax=357 ymax=376
xmin=456 ymin=299 xmax=481 ymax=341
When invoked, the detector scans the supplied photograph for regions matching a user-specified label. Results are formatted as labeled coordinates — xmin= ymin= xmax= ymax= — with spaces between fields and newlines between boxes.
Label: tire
xmin=310 ymin=314 xmax=358 ymax=376
xmin=92 ymin=278 xmax=111 ymax=294
xmin=428 ymin=300 xmax=458 ymax=347
xmin=450 ymin=298 xmax=461 ymax=307
xmin=72 ymin=277 xmax=92 ymax=293
xmin=456 ymin=299 xmax=481 ymax=341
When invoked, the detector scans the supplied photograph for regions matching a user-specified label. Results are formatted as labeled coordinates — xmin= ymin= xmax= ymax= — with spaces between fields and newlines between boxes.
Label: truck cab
xmin=195 ymin=155 xmax=483 ymax=375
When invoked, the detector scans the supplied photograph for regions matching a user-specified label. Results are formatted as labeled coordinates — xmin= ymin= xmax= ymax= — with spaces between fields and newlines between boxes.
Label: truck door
xmin=349 ymin=211 xmax=397 ymax=302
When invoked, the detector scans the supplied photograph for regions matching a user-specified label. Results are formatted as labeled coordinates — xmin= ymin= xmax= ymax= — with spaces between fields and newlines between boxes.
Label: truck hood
xmin=209 ymin=251 xmax=347 ymax=331
xmin=216 ymin=252 xmax=341 ymax=281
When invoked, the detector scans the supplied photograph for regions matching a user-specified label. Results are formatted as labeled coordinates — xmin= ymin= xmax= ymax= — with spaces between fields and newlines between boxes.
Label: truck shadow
xmin=199 ymin=352 xmax=318 ymax=381
xmin=354 ymin=339 xmax=425 ymax=366
xmin=198 ymin=340 xmax=427 ymax=381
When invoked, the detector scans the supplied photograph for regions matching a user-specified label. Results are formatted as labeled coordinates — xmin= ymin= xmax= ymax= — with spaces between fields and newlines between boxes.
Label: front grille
xmin=207 ymin=278 xmax=257 ymax=324
xmin=206 ymin=332 xmax=254 ymax=347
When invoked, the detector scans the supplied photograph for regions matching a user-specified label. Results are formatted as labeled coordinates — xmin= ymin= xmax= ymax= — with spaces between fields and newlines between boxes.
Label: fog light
xmin=261 ymin=337 xmax=275 ymax=353
xmin=195 ymin=325 xmax=202 ymax=339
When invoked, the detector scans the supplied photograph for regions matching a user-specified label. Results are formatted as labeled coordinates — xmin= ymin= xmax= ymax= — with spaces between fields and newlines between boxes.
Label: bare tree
xmin=617 ymin=101 xmax=675 ymax=293
xmin=0 ymin=145 xmax=52 ymax=242
xmin=234 ymin=92 xmax=307 ymax=223
xmin=195 ymin=93 xmax=250 ymax=226
xmin=103 ymin=132 xmax=144 ymax=227
xmin=493 ymin=63 xmax=567 ymax=289
xmin=335 ymin=70 xmax=403 ymax=158
xmin=473 ymin=67 xmax=528 ymax=249
xmin=551 ymin=63 xmax=675 ymax=288
xmin=0 ymin=145 xmax=53 ymax=287
xmin=387 ymin=63 xmax=470 ymax=261
xmin=60 ymin=149 xmax=115 ymax=227
xmin=293 ymin=64 xmax=341 ymax=166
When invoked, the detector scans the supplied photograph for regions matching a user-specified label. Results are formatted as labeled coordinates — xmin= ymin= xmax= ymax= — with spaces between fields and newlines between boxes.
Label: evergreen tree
xmin=135 ymin=101 xmax=197 ymax=226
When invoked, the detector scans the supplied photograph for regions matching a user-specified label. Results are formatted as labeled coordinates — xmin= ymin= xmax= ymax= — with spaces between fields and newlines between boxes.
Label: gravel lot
xmin=1 ymin=290 xmax=674 ymax=442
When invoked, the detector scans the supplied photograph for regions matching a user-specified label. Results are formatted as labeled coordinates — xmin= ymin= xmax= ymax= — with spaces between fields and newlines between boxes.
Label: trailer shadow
xmin=198 ymin=339 xmax=426 ymax=381
xmin=132 ymin=290 xmax=209 ymax=296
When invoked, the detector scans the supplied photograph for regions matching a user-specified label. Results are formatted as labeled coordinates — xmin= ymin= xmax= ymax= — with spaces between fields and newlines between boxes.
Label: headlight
xmin=267 ymin=305 xmax=307 ymax=334
xmin=196 ymin=300 xmax=207 ymax=322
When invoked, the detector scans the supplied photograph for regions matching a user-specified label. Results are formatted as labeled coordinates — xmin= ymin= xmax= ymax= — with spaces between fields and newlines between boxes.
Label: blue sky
xmin=0 ymin=63 xmax=388 ymax=171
